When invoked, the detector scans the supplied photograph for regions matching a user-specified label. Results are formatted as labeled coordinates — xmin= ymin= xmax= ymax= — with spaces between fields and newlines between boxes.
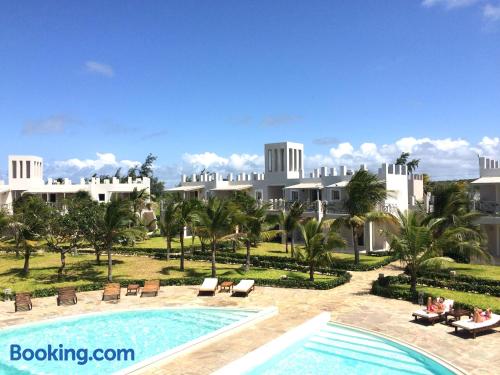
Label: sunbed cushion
xmin=234 ymin=279 xmax=255 ymax=293
xmin=452 ymin=314 xmax=500 ymax=330
xmin=200 ymin=278 xmax=218 ymax=291
xmin=443 ymin=299 xmax=454 ymax=312
xmin=413 ymin=309 xmax=440 ymax=319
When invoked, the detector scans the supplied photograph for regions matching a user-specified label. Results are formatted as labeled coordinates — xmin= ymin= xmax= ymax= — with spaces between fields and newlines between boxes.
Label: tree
xmin=276 ymin=201 xmax=305 ymax=256
xmin=387 ymin=209 xmax=488 ymax=294
xmin=13 ymin=195 xmax=51 ymax=274
xmin=102 ymin=199 xmax=132 ymax=281
xmin=175 ymin=199 xmax=199 ymax=271
xmin=295 ymin=219 xmax=346 ymax=281
xmin=129 ymin=187 xmax=149 ymax=226
xmin=396 ymin=152 xmax=420 ymax=174
xmin=427 ymin=182 xmax=483 ymax=262
xmin=45 ymin=193 xmax=90 ymax=277
xmin=231 ymin=194 xmax=279 ymax=271
xmin=159 ymin=197 xmax=179 ymax=261
xmin=195 ymin=197 xmax=234 ymax=277
xmin=79 ymin=199 xmax=107 ymax=265
xmin=336 ymin=169 xmax=391 ymax=265
xmin=128 ymin=153 xmax=164 ymax=199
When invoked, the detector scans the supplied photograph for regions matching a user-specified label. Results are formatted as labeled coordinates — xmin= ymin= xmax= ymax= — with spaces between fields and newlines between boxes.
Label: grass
xmin=429 ymin=261 xmax=500 ymax=281
xmin=0 ymin=253 xmax=337 ymax=294
xmin=234 ymin=241 xmax=392 ymax=266
xmin=392 ymin=284 xmax=500 ymax=312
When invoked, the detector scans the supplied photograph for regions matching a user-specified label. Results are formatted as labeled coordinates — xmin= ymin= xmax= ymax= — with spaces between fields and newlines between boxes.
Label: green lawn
xmin=431 ymin=261 xmax=500 ymax=281
xmin=233 ymin=242 xmax=392 ymax=266
xmin=0 ymin=253 xmax=337 ymax=294
xmin=392 ymin=284 xmax=500 ymax=312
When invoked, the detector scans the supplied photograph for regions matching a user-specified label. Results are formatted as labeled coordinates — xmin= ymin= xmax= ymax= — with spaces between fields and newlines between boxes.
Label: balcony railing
xmin=471 ymin=200 xmax=500 ymax=215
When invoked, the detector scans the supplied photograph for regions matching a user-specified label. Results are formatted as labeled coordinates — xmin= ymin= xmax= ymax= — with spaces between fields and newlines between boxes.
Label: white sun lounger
xmin=198 ymin=278 xmax=218 ymax=296
xmin=452 ymin=313 xmax=500 ymax=339
xmin=412 ymin=299 xmax=454 ymax=325
xmin=232 ymin=279 xmax=255 ymax=297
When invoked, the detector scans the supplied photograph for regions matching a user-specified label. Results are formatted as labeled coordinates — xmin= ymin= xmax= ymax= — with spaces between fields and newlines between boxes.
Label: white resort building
xmin=168 ymin=141 xmax=427 ymax=253
xmin=0 ymin=155 xmax=151 ymax=213
xmin=472 ymin=156 xmax=500 ymax=257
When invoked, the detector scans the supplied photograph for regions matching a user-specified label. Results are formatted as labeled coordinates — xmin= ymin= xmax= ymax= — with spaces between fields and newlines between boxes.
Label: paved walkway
xmin=0 ymin=263 xmax=498 ymax=374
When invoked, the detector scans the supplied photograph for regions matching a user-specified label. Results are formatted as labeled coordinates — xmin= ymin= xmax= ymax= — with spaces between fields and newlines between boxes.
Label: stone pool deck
xmin=0 ymin=263 xmax=498 ymax=374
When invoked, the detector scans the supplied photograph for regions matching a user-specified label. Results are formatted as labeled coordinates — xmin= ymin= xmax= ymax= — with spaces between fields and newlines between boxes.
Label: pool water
xmin=0 ymin=308 xmax=258 ymax=375
xmin=245 ymin=323 xmax=456 ymax=375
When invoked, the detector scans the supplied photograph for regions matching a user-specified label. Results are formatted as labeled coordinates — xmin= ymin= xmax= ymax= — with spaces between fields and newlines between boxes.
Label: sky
xmin=1 ymin=0 xmax=500 ymax=186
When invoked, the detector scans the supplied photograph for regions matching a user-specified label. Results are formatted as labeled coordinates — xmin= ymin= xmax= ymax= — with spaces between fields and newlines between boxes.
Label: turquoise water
xmin=0 ymin=308 xmax=257 ymax=375
xmin=246 ymin=323 xmax=456 ymax=375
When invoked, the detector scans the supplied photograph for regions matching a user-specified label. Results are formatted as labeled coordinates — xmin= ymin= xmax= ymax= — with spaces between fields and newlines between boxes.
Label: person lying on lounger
xmin=426 ymin=297 xmax=445 ymax=313
xmin=473 ymin=308 xmax=492 ymax=323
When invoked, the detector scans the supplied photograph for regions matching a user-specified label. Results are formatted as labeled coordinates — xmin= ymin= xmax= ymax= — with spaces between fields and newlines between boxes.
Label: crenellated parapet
xmin=479 ymin=156 xmax=500 ymax=177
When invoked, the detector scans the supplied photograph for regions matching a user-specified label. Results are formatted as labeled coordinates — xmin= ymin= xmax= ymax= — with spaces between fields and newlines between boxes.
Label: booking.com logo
xmin=10 ymin=344 xmax=135 ymax=365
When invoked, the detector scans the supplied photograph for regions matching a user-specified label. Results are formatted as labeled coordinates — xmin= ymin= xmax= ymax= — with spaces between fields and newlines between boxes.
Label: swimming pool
xmin=0 ymin=307 xmax=274 ymax=375
xmin=215 ymin=313 xmax=463 ymax=375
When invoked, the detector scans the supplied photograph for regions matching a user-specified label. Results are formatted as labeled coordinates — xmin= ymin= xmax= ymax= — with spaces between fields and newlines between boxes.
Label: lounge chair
xmin=232 ymin=279 xmax=255 ymax=297
xmin=57 ymin=287 xmax=77 ymax=306
xmin=412 ymin=299 xmax=454 ymax=325
xmin=14 ymin=292 xmax=32 ymax=312
xmin=198 ymin=278 xmax=218 ymax=296
xmin=140 ymin=280 xmax=160 ymax=297
xmin=452 ymin=314 xmax=500 ymax=339
xmin=102 ymin=283 xmax=121 ymax=301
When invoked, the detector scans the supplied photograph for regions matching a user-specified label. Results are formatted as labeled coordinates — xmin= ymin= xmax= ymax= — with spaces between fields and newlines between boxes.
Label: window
xmin=298 ymin=150 xmax=302 ymax=172
xmin=49 ymin=193 xmax=56 ymax=203
xmin=26 ymin=161 xmax=31 ymax=179
xmin=98 ymin=193 xmax=106 ymax=202
xmin=268 ymin=149 xmax=272 ymax=172
xmin=280 ymin=149 xmax=284 ymax=172
xmin=20 ymin=161 xmax=23 ymax=178
xmin=291 ymin=190 xmax=299 ymax=201
xmin=331 ymin=190 xmax=340 ymax=201
xmin=289 ymin=149 xmax=293 ymax=171
xmin=12 ymin=161 xmax=17 ymax=179
xmin=293 ymin=149 xmax=297 ymax=171
xmin=274 ymin=149 xmax=278 ymax=171
xmin=255 ymin=190 xmax=263 ymax=200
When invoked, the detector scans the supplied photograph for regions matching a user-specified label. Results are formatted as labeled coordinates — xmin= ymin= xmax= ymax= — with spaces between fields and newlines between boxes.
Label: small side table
xmin=126 ymin=284 xmax=140 ymax=296
xmin=219 ymin=281 xmax=234 ymax=293
xmin=445 ymin=309 xmax=471 ymax=325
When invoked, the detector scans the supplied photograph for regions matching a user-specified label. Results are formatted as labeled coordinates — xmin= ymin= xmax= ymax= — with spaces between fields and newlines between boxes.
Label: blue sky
xmin=1 ymin=0 xmax=500 ymax=185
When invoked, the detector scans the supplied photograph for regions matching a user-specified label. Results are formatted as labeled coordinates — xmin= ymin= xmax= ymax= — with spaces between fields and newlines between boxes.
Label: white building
xmin=0 ymin=155 xmax=151 ymax=213
xmin=472 ymin=156 xmax=500 ymax=257
xmin=168 ymin=141 xmax=425 ymax=252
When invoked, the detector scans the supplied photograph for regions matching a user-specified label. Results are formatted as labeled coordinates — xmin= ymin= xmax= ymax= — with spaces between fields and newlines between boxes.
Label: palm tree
xmin=387 ymin=209 xmax=488 ymax=294
xmin=276 ymin=201 xmax=305 ymax=256
xmin=195 ymin=197 xmax=233 ymax=277
xmin=159 ymin=198 xmax=179 ymax=261
xmin=13 ymin=195 xmax=51 ymax=275
xmin=175 ymin=198 xmax=199 ymax=271
xmin=102 ymin=199 xmax=131 ymax=281
xmin=295 ymin=219 xmax=346 ymax=281
xmin=129 ymin=187 xmax=149 ymax=226
xmin=231 ymin=196 xmax=279 ymax=271
xmin=336 ymin=169 xmax=390 ymax=265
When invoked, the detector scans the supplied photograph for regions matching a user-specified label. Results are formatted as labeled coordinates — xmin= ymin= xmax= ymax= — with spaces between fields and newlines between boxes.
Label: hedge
xmin=5 ymin=273 xmax=351 ymax=300
xmin=416 ymin=270 xmax=500 ymax=288
xmin=371 ymin=279 xmax=500 ymax=314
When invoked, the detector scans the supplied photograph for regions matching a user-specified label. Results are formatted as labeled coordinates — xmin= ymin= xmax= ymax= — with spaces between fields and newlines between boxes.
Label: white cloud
xmin=22 ymin=115 xmax=76 ymax=135
xmin=182 ymin=152 xmax=264 ymax=173
xmin=329 ymin=142 xmax=354 ymax=158
xmin=84 ymin=61 xmax=114 ymax=77
xmin=421 ymin=0 xmax=480 ymax=9
xmin=49 ymin=153 xmax=140 ymax=180
xmin=483 ymin=3 xmax=500 ymax=20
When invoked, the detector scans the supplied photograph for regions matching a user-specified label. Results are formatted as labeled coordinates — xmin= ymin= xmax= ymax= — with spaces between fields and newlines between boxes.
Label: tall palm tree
xmin=336 ymin=169 xmax=391 ymax=265
xmin=276 ymin=201 xmax=305 ymax=256
xmin=295 ymin=218 xmax=346 ymax=281
xmin=102 ymin=199 xmax=131 ymax=281
xmin=387 ymin=209 xmax=488 ymax=294
xmin=195 ymin=197 xmax=233 ymax=277
xmin=159 ymin=198 xmax=179 ymax=261
xmin=231 ymin=195 xmax=279 ymax=271
xmin=129 ymin=187 xmax=149 ymax=226
xmin=175 ymin=198 xmax=199 ymax=271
